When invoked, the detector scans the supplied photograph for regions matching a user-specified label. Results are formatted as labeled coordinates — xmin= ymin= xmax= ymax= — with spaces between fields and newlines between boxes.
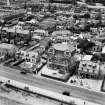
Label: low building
xmin=1 ymin=11 xmax=25 ymax=24
xmin=87 ymin=39 xmax=102 ymax=54
xmin=39 ymin=37 xmax=51 ymax=54
xmin=25 ymin=51 xmax=40 ymax=65
xmin=16 ymin=49 xmax=40 ymax=69
xmin=78 ymin=55 xmax=100 ymax=78
xmin=15 ymin=29 xmax=31 ymax=45
xmin=0 ymin=43 xmax=18 ymax=58
xmin=51 ymin=30 xmax=72 ymax=43
xmin=1 ymin=27 xmax=32 ymax=45
xmin=34 ymin=29 xmax=49 ymax=37
xmin=4 ymin=27 xmax=16 ymax=44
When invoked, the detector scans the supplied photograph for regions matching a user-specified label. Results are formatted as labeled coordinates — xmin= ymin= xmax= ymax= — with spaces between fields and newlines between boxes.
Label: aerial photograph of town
xmin=0 ymin=0 xmax=105 ymax=105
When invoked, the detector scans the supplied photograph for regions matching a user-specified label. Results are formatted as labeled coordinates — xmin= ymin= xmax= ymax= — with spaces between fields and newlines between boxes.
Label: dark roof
xmin=40 ymin=37 xmax=51 ymax=48
xmin=91 ymin=53 xmax=105 ymax=62
xmin=77 ymin=39 xmax=95 ymax=49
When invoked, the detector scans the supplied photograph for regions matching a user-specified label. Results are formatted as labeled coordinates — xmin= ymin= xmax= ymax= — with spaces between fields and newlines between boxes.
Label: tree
xmin=77 ymin=39 xmax=95 ymax=54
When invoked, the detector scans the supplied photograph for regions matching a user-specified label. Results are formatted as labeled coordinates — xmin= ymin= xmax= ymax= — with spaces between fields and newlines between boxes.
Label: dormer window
xmin=82 ymin=63 xmax=86 ymax=67
xmin=48 ymin=48 xmax=55 ymax=54
xmin=26 ymin=58 xmax=30 ymax=62
xmin=64 ymin=51 xmax=71 ymax=57
xmin=41 ymin=46 xmax=45 ymax=51
xmin=88 ymin=65 xmax=92 ymax=67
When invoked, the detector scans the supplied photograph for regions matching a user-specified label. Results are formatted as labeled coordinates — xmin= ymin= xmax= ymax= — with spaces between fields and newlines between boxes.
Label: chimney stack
xmin=7 ymin=0 xmax=10 ymax=6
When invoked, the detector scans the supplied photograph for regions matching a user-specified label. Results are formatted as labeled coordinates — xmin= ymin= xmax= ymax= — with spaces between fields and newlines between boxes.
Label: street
xmin=0 ymin=65 xmax=105 ymax=105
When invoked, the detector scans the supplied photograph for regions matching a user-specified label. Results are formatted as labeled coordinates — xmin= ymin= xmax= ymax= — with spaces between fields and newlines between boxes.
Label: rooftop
xmin=53 ymin=43 xmax=75 ymax=52
xmin=82 ymin=55 xmax=93 ymax=61
xmin=52 ymin=30 xmax=71 ymax=36
xmin=0 ymin=43 xmax=17 ymax=50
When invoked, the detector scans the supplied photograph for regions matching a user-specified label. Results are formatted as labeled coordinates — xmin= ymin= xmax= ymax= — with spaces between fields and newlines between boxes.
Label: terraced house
xmin=0 ymin=43 xmax=18 ymax=58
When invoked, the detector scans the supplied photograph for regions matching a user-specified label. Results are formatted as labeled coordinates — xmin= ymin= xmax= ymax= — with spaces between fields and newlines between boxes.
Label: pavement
xmin=41 ymin=65 xmax=70 ymax=81
xmin=0 ymin=65 xmax=105 ymax=105
xmin=68 ymin=75 xmax=102 ymax=91
xmin=0 ymin=79 xmax=101 ymax=105
xmin=0 ymin=88 xmax=60 ymax=105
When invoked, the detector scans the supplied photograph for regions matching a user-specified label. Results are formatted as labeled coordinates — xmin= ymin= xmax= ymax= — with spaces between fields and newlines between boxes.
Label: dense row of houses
xmin=1 ymin=2 xmax=105 ymax=81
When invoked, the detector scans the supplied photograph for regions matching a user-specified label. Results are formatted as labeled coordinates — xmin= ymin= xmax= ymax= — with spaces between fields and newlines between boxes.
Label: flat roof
xmin=6 ymin=28 xmax=15 ymax=33
xmin=53 ymin=43 xmax=75 ymax=52
xmin=16 ymin=29 xmax=29 ymax=34
xmin=82 ymin=55 xmax=93 ymax=61
xmin=53 ymin=43 xmax=69 ymax=51
xmin=52 ymin=30 xmax=71 ymax=36
xmin=34 ymin=29 xmax=46 ymax=33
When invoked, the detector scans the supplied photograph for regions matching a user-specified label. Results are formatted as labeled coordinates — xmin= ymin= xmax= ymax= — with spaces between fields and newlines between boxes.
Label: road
xmin=0 ymin=65 xmax=105 ymax=105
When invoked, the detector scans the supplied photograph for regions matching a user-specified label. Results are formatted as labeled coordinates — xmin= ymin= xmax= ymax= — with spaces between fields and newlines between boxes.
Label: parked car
xmin=20 ymin=71 xmax=27 ymax=75
xmin=62 ymin=91 xmax=71 ymax=96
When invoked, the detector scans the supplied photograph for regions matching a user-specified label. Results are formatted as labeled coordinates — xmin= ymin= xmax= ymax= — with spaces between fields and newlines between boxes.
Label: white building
xmin=78 ymin=55 xmax=100 ymax=78
xmin=0 ymin=43 xmax=18 ymax=57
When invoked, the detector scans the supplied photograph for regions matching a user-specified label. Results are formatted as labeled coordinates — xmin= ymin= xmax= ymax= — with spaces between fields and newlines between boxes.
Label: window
xmin=65 ymin=67 xmax=68 ymax=72
xmin=92 ymin=47 xmax=95 ymax=51
xmin=88 ymin=65 xmax=92 ymax=67
xmin=26 ymin=58 xmax=30 ymax=62
xmin=48 ymin=48 xmax=55 ymax=54
xmin=93 ymin=65 xmax=96 ymax=69
xmin=81 ymin=67 xmax=83 ymax=71
xmin=93 ymin=70 xmax=95 ymax=73
xmin=48 ymin=59 xmax=52 ymax=62
xmin=66 ymin=51 xmax=69 ymax=55
xmin=32 ymin=59 xmax=34 ymax=62
xmin=26 ymin=53 xmax=29 ymax=57
xmin=32 ymin=55 xmax=35 ymax=58
xmin=87 ymin=69 xmax=89 ymax=72
xmin=59 ymin=70 xmax=65 ymax=74
xmin=65 ymin=51 xmax=71 ymax=57
xmin=82 ymin=63 xmax=86 ymax=67
xmin=41 ymin=47 xmax=45 ymax=51
xmin=48 ymin=64 xmax=52 ymax=68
